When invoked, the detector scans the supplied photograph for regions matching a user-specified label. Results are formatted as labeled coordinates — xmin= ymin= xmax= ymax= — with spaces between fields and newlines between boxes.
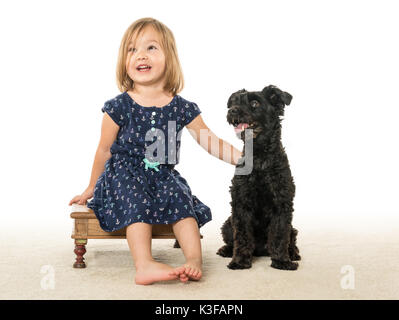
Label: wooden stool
xmin=70 ymin=204 xmax=202 ymax=268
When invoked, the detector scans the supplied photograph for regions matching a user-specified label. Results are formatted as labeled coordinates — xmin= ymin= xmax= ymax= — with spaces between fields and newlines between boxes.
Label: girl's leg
xmin=126 ymin=222 xmax=179 ymax=285
xmin=171 ymin=217 xmax=203 ymax=282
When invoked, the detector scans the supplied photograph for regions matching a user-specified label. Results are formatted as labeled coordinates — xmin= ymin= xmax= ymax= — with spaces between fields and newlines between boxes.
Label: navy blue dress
xmin=86 ymin=91 xmax=212 ymax=232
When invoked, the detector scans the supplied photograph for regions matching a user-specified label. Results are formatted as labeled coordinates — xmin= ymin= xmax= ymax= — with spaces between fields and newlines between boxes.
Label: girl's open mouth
xmin=137 ymin=65 xmax=152 ymax=72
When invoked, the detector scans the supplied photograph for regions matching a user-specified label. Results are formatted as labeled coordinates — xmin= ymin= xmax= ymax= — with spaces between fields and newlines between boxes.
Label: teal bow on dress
xmin=143 ymin=158 xmax=160 ymax=172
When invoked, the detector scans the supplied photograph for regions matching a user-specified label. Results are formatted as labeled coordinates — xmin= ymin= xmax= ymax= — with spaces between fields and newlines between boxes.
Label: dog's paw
xmin=290 ymin=252 xmax=301 ymax=261
xmin=227 ymin=259 xmax=252 ymax=270
xmin=271 ymin=259 xmax=298 ymax=271
xmin=217 ymin=245 xmax=233 ymax=257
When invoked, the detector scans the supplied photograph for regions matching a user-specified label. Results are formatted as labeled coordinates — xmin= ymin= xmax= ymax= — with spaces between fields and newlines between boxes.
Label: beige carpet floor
xmin=1 ymin=219 xmax=398 ymax=300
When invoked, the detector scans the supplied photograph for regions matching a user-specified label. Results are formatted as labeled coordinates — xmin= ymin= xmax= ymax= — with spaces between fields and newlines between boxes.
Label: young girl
xmin=69 ymin=17 xmax=242 ymax=285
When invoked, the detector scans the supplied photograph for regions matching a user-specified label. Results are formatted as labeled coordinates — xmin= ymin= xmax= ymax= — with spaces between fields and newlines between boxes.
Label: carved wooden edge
xmin=70 ymin=212 xmax=96 ymax=219
xmin=72 ymin=218 xmax=88 ymax=239
xmin=73 ymin=239 xmax=87 ymax=268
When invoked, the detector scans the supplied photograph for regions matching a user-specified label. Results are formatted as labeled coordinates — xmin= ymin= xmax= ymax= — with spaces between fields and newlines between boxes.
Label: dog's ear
xmin=262 ymin=85 xmax=292 ymax=107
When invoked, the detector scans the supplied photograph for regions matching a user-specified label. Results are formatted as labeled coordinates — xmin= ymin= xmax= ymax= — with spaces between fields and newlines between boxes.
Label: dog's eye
xmin=250 ymin=100 xmax=260 ymax=108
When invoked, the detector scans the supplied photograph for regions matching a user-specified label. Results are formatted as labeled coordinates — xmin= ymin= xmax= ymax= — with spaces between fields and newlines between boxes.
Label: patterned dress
xmin=86 ymin=91 xmax=212 ymax=232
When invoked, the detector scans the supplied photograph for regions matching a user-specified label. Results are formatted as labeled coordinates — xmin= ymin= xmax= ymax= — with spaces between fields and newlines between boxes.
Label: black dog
xmin=216 ymin=85 xmax=301 ymax=270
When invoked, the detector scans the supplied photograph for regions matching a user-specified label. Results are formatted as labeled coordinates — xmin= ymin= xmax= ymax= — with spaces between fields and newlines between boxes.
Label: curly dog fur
xmin=216 ymin=85 xmax=301 ymax=270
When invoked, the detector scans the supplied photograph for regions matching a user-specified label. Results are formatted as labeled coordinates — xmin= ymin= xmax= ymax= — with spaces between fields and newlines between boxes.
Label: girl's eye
xmin=128 ymin=46 xmax=156 ymax=53
xmin=250 ymin=100 xmax=260 ymax=108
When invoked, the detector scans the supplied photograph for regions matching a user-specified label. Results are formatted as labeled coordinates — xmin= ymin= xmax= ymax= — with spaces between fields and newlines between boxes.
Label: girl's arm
xmin=186 ymin=115 xmax=243 ymax=166
xmin=69 ymin=113 xmax=119 ymax=205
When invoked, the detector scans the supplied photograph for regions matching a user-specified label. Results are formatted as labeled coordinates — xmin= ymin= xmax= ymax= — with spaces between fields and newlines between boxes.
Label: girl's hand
xmin=69 ymin=187 xmax=94 ymax=206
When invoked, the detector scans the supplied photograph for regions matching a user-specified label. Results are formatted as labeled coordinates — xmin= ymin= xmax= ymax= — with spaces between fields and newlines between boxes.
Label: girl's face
xmin=126 ymin=26 xmax=166 ymax=89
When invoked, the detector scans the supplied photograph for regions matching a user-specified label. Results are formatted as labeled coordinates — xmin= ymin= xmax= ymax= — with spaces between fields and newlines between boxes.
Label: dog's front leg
xmin=227 ymin=207 xmax=255 ymax=269
xmin=267 ymin=207 xmax=298 ymax=270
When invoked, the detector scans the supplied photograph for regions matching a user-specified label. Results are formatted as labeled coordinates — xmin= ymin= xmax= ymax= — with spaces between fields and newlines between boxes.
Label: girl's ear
xmin=262 ymin=85 xmax=292 ymax=107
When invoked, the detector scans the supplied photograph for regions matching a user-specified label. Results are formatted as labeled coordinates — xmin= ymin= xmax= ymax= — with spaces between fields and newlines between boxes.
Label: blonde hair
xmin=116 ymin=17 xmax=184 ymax=96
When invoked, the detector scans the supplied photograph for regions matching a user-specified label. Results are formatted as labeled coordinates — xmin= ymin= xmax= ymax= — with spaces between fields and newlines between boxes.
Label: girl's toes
xmin=171 ymin=266 xmax=185 ymax=277
xmin=179 ymin=274 xmax=189 ymax=282
xmin=184 ymin=267 xmax=192 ymax=275
xmin=177 ymin=266 xmax=186 ymax=273
xmin=194 ymin=270 xmax=202 ymax=280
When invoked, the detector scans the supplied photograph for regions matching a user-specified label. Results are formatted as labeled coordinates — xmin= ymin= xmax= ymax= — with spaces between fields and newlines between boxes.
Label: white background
xmin=1 ymin=0 xmax=398 ymax=236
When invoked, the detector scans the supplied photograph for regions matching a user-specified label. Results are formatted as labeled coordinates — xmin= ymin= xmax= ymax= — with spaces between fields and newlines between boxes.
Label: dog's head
xmin=226 ymin=85 xmax=292 ymax=140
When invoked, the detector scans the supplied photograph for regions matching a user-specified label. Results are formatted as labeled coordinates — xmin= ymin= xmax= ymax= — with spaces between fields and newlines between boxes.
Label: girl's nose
xmin=136 ymin=48 xmax=148 ymax=60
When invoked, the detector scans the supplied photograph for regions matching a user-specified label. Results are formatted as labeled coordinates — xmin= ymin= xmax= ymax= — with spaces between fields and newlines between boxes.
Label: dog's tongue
xmin=234 ymin=123 xmax=249 ymax=133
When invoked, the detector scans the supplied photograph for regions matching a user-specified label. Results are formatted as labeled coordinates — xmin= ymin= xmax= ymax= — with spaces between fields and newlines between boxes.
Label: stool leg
xmin=73 ymin=239 xmax=87 ymax=268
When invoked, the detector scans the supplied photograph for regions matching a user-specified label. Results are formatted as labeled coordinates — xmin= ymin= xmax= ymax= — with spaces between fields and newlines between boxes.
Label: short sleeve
xmin=181 ymin=101 xmax=202 ymax=127
xmin=101 ymin=100 xmax=126 ymax=127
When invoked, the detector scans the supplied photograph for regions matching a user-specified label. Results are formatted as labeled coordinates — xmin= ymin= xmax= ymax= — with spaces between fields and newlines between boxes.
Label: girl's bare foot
xmin=169 ymin=266 xmax=188 ymax=282
xmin=135 ymin=260 xmax=179 ymax=285
xmin=171 ymin=259 xmax=202 ymax=282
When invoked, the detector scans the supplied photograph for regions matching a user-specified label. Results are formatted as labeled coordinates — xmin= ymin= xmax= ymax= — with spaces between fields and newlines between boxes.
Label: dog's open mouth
xmin=233 ymin=122 xmax=256 ymax=133
xmin=234 ymin=123 xmax=249 ymax=133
